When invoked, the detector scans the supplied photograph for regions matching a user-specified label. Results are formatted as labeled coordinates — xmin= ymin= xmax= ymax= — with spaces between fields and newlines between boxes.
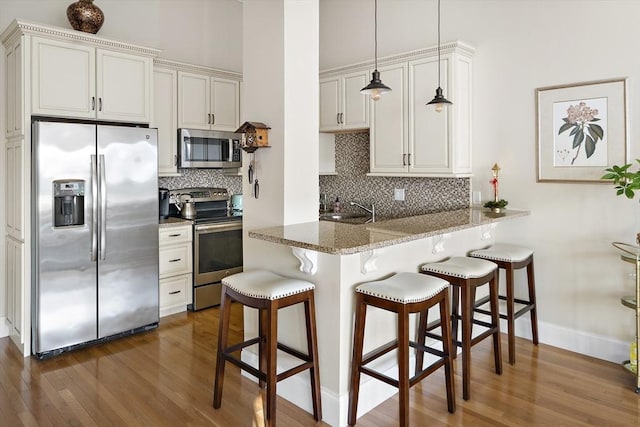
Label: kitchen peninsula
xmin=245 ymin=208 xmax=529 ymax=426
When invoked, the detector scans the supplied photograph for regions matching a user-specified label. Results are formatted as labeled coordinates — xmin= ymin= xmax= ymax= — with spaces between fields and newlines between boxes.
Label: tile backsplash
xmin=158 ymin=169 xmax=242 ymax=194
xmin=319 ymin=131 xmax=470 ymax=217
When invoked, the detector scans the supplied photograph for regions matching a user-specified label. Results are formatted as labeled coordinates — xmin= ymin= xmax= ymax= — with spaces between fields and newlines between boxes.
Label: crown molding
xmin=153 ymin=57 xmax=242 ymax=80
xmin=1 ymin=19 xmax=161 ymax=56
xmin=320 ymin=40 xmax=475 ymax=77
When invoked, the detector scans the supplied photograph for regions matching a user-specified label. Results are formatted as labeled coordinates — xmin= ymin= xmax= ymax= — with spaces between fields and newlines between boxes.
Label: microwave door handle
xmin=91 ymin=155 xmax=98 ymax=261
xmin=99 ymin=154 xmax=107 ymax=261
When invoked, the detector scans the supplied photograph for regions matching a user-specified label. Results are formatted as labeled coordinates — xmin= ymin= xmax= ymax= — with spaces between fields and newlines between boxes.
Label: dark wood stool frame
xmin=471 ymin=253 xmax=539 ymax=364
xmin=213 ymin=284 xmax=322 ymax=427
xmin=421 ymin=268 xmax=502 ymax=401
xmin=348 ymin=287 xmax=455 ymax=427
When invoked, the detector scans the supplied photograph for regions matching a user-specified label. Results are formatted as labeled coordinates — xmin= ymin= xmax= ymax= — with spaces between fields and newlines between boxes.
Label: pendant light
xmin=361 ymin=0 xmax=391 ymax=101
xmin=427 ymin=0 xmax=452 ymax=112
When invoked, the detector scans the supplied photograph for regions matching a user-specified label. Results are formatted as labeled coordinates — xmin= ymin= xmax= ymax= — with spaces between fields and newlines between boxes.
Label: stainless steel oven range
xmin=169 ymin=187 xmax=242 ymax=310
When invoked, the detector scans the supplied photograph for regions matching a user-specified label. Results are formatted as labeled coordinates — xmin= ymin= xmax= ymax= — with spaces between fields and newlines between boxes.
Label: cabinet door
xmin=408 ymin=56 xmax=450 ymax=174
xmin=31 ymin=37 xmax=96 ymax=119
xmin=178 ymin=71 xmax=211 ymax=130
xmin=319 ymin=77 xmax=340 ymax=131
xmin=97 ymin=49 xmax=151 ymax=123
xmin=153 ymin=67 xmax=179 ymax=176
xmin=6 ymin=238 xmax=23 ymax=341
xmin=5 ymin=139 xmax=24 ymax=240
xmin=211 ymin=77 xmax=239 ymax=131
xmin=5 ymin=40 xmax=23 ymax=137
xmin=370 ymin=63 xmax=408 ymax=174
xmin=342 ymin=71 xmax=369 ymax=130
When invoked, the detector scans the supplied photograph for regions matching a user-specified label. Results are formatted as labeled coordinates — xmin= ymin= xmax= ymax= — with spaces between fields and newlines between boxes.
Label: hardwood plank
xmin=0 ymin=302 xmax=638 ymax=426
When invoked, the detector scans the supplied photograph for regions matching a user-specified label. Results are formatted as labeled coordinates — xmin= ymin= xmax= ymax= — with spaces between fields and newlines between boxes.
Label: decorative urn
xmin=67 ymin=0 xmax=104 ymax=34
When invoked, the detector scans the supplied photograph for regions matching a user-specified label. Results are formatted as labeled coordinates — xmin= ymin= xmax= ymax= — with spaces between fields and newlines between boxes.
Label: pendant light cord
xmin=374 ymin=0 xmax=378 ymax=70
xmin=437 ymin=0 xmax=441 ymax=86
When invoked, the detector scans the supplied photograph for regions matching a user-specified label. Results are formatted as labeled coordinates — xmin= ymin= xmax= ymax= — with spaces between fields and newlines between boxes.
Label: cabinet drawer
xmin=159 ymin=244 xmax=192 ymax=277
xmin=159 ymin=225 xmax=192 ymax=245
xmin=160 ymin=274 xmax=190 ymax=307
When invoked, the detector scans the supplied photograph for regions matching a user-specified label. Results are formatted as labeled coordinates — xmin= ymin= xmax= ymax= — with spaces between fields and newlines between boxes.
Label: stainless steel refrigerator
xmin=32 ymin=120 xmax=159 ymax=358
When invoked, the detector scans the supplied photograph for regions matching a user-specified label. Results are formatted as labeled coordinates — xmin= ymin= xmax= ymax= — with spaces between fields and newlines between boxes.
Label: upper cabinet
xmin=319 ymin=70 xmax=369 ymax=132
xmin=31 ymin=36 xmax=155 ymax=123
xmin=1 ymin=20 xmax=159 ymax=128
xmin=320 ymin=41 xmax=474 ymax=178
xmin=178 ymin=70 xmax=240 ymax=132
xmin=370 ymin=43 xmax=473 ymax=177
xmin=153 ymin=65 xmax=179 ymax=176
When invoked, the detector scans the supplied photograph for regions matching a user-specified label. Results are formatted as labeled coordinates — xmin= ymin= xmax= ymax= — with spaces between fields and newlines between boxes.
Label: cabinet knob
xmin=91 ymin=97 xmax=95 ymax=111
xmin=208 ymin=113 xmax=211 ymax=124
xmin=168 ymin=290 xmax=182 ymax=295
xmin=98 ymin=97 xmax=102 ymax=111
xmin=174 ymin=154 xmax=177 ymax=166
xmin=407 ymin=153 xmax=411 ymax=166
xmin=403 ymin=154 xmax=407 ymax=166
xmin=168 ymin=258 xmax=181 ymax=262
xmin=212 ymin=113 xmax=215 ymax=125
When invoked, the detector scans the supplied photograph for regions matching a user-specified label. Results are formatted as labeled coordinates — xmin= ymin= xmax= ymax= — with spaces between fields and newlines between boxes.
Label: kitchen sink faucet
xmin=350 ymin=202 xmax=375 ymax=223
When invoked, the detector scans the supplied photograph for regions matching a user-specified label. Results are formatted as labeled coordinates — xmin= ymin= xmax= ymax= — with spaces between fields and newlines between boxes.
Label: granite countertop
xmin=159 ymin=217 xmax=193 ymax=228
xmin=248 ymin=207 xmax=530 ymax=255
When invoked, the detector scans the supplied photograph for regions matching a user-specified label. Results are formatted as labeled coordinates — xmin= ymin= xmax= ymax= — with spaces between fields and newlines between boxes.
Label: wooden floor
xmin=1 ymin=304 xmax=639 ymax=427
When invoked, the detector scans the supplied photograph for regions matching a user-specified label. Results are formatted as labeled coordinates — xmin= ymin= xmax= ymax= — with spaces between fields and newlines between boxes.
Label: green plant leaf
xmin=558 ymin=122 xmax=573 ymax=135
xmin=591 ymin=118 xmax=601 ymax=122
xmin=625 ymin=187 xmax=635 ymax=199
xmin=570 ymin=126 xmax=579 ymax=136
xmin=601 ymin=172 xmax=617 ymax=179
xmin=585 ymin=135 xmax=596 ymax=158
xmin=572 ymin=128 xmax=584 ymax=149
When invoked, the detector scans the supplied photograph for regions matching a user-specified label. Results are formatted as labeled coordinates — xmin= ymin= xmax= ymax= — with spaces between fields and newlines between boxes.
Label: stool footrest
xmin=224 ymin=336 xmax=262 ymax=355
xmin=222 ymin=353 xmax=266 ymax=382
xmin=475 ymin=295 xmax=535 ymax=320
xmin=361 ymin=340 xmax=398 ymax=366
xmin=278 ymin=342 xmax=312 ymax=363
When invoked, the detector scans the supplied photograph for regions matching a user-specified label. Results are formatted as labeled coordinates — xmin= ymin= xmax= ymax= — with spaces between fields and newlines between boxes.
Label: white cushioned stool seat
xmin=222 ymin=270 xmax=314 ymax=300
xmin=356 ymin=272 xmax=449 ymax=304
xmin=469 ymin=243 xmax=533 ymax=263
xmin=421 ymin=256 xmax=497 ymax=279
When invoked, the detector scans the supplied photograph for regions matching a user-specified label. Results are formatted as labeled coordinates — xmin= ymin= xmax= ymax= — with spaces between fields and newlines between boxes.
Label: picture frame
xmin=536 ymin=78 xmax=628 ymax=182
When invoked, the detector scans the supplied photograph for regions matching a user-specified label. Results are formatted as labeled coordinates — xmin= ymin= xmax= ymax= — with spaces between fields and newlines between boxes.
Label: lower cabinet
xmin=5 ymin=236 xmax=24 ymax=347
xmin=159 ymin=224 xmax=193 ymax=317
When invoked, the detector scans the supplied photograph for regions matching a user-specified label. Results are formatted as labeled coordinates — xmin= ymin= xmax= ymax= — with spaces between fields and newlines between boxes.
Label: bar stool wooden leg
xmin=304 ymin=294 xmax=323 ymax=420
xmin=213 ymin=288 xmax=232 ymax=409
xmin=398 ymin=305 xmax=410 ymax=427
xmin=528 ymin=259 xmax=539 ymax=345
xmin=451 ymin=286 xmax=460 ymax=360
xmin=415 ymin=309 xmax=428 ymax=372
xmin=489 ymin=270 xmax=503 ymax=374
xmin=461 ymin=280 xmax=473 ymax=400
xmin=505 ymin=264 xmax=516 ymax=364
xmin=265 ymin=301 xmax=278 ymax=427
xmin=348 ymin=293 xmax=367 ymax=426
xmin=440 ymin=289 xmax=456 ymax=413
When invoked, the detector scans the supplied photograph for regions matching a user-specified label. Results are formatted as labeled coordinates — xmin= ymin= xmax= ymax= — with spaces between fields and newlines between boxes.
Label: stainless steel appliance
xmin=159 ymin=188 xmax=170 ymax=219
xmin=169 ymin=188 xmax=243 ymax=310
xmin=178 ymin=128 xmax=242 ymax=169
xmin=32 ymin=120 xmax=159 ymax=358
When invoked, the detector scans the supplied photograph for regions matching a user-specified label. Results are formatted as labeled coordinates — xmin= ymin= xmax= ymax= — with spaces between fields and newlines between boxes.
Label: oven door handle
xmin=195 ymin=222 xmax=242 ymax=233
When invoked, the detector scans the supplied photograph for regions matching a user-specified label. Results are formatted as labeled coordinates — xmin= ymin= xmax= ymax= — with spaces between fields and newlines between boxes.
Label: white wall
xmin=322 ymin=0 xmax=640 ymax=362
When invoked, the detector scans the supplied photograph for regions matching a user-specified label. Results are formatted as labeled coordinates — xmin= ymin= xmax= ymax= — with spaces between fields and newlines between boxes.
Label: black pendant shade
xmin=427 ymin=87 xmax=452 ymax=108
xmin=361 ymin=0 xmax=390 ymax=100
xmin=361 ymin=69 xmax=392 ymax=100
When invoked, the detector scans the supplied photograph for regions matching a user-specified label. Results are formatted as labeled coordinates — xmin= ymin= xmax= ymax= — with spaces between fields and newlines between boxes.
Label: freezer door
xmin=97 ymin=125 xmax=159 ymax=338
xmin=32 ymin=121 xmax=97 ymax=354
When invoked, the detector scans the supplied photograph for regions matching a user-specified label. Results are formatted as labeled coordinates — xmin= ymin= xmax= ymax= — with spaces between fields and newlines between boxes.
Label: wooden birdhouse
xmin=236 ymin=121 xmax=270 ymax=150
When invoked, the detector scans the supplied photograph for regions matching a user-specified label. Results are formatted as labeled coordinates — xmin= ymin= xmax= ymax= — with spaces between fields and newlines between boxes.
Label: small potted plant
xmin=484 ymin=199 xmax=509 ymax=213
xmin=601 ymin=159 xmax=640 ymax=200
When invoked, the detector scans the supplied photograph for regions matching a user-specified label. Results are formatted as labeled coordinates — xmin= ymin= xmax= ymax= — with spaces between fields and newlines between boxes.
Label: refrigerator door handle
xmin=99 ymin=154 xmax=107 ymax=261
xmin=91 ymin=155 xmax=98 ymax=261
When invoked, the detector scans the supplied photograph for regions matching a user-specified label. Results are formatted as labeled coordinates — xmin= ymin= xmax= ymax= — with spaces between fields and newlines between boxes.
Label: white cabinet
xmin=319 ymin=70 xmax=369 ymax=132
xmin=319 ymin=133 xmax=337 ymax=175
xmin=178 ymin=71 xmax=240 ymax=132
xmin=31 ymin=36 xmax=153 ymax=123
xmin=5 ymin=138 xmax=24 ymax=240
xmin=369 ymin=63 xmax=408 ymax=174
xmin=153 ymin=66 xmax=179 ymax=176
xmin=159 ymin=224 xmax=193 ymax=317
xmin=369 ymin=43 xmax=473 ymax=177
xmin=5 ymin=237 xmax=24 ymax=346
xmin=4 ymin=38 xmax=22 ymax=137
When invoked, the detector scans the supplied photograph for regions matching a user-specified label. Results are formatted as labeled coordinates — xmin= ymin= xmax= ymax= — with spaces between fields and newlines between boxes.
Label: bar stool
xmin=213 ymin=270 xmax=322 ymax=426
xmin=348 ymin=272 xmax=455 ymax=427
xmin=469 ymin=243 xmax=539 ymax=364
xmin=420 ymin=257 xmax=502 ymax=401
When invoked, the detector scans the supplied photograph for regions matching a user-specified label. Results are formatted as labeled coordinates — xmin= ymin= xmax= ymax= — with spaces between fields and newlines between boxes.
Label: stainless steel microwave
xmin=178 ymin=129 xmax=242 ymax=169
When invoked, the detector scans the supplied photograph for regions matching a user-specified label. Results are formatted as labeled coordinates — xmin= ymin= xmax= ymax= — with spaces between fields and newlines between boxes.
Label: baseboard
xmin=0 ymin=316 xmax=8 ymax=338
xmin=515 ymin=318 xmax=629 ymax=364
